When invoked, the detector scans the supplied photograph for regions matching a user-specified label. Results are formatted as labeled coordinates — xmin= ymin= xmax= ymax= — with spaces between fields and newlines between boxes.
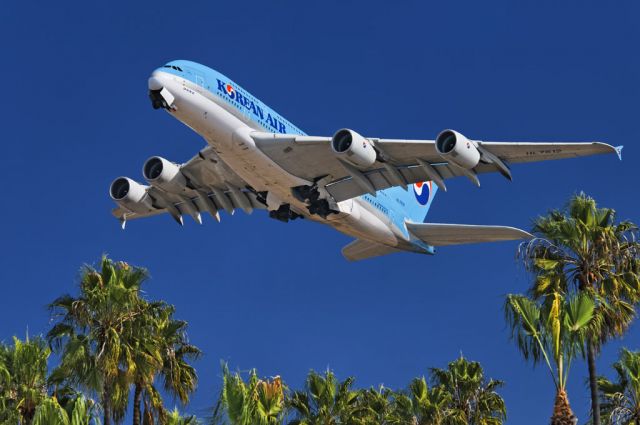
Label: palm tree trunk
xmin=587 ymin=339 xmax=601 ymax=425
xmin=133 ymin=383 xmax=142 ymax=425
xmin=550 ymin=388 xmax=577 ymax=425
xmin=143 ymin=399 xmax=155 ymax=425
xmin=103 ymin=382 xmax=112 ymax=425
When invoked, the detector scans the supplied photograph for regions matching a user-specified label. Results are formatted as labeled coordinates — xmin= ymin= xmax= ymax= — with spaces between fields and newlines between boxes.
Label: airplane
xmin=109 ymin=60 xmax=622 ymax=261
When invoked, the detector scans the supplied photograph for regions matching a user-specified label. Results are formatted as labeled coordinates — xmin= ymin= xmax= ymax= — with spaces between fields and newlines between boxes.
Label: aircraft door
xmin=194 ymin=72 xmax=206 ymax=93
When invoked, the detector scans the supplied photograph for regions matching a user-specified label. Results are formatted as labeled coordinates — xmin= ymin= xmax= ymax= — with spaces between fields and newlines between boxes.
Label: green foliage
xmin=505 ymin=292 xmax=595 ymax=389
xmin=165 ymin=407 xmax=199 ymax=425
xmin=32 ymin=397 xmax=69 ymax=425
xmin=129 ymin=302 xmax=201 ymax=424
xmin=46 ymin=255 xmax=199 ymax=425
xmin=357 ymin=386 xmax=412 ymax=425
xmin=287 ymin=370 xmax=365 ymax=425
xmin=517 ymin=193 xmax=640 ymax=424
xmin=0 ymin=254 xmax=529 ymax=425
xmin=429 ymin=357 xmax=506 ymax=425
xmin=47 ymin=256 xmax=151 ymax=424
xmin=211 ymin=360 xmax=505 ymax=425
xmin=0 ymin=336 xmax=50 ymax=424
xmin=214 ymin=363 xmax=285 ymax=425
xmin=521 ymin=192 xmax=640 ymax=347
xmin=32 ymin=395 xmax=100 ymax=425
xmin=403 ymin=376 xmax=451 ymax=425
xmin=597 ymin=348 xmax=640 ymax=425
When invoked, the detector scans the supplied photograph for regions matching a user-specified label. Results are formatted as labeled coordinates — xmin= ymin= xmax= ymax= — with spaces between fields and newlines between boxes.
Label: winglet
xmin=615 ymin=145 xmax=623 ymax=161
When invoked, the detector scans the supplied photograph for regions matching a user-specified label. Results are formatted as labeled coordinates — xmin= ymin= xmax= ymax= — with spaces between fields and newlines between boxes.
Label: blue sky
xmin=1 ymin=0 xmax=638 ymax=423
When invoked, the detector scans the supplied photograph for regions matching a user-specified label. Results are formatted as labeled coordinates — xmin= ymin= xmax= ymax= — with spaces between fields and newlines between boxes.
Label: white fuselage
xmin=150 ymin=70 xmax=417 ymax=251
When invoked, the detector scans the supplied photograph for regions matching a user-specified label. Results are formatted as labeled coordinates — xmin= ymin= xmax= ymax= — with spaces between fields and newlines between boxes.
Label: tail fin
xmin=388 ymin=181 xmax=438 ymax=223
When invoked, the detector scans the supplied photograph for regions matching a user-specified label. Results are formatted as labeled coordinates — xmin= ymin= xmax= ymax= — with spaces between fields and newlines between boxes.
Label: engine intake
xmin=435 ymin=129 xmax=480 ymax=169
xmin=109 ymin=177 xmax=153 ymax=213
xmin=142 ymin=156 xmax=188 ymax=193
xmin=331 ymin=129 xmax=377 ymax=169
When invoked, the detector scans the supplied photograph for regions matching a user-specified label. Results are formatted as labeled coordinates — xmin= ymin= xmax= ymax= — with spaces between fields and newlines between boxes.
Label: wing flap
xmin=406 ymin=222 xmax=533 ymax=246
xmin=341 ymin=239 xmax=401 ymax=261
xmin=325 ymin=163 xmax=482 ymax=202
xmin=113 ymin=189 xmax=266 ymax=221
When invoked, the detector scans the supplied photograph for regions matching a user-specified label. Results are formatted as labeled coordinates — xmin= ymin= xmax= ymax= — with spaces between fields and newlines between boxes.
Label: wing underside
xmin=252 ymin=132 xmax=619 ymax=203
xmin=112 ymin=145 xmax=266 ymax=226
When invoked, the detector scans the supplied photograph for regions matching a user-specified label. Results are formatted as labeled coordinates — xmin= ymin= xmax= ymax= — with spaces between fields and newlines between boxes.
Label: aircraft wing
xmin=252 ymin=131 xmax=621 ymax=202
xmin=111 ymin=145 xmax=266 ymax=227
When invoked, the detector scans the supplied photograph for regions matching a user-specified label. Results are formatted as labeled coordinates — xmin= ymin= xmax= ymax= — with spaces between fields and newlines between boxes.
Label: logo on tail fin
xmin=413 ymin=181 xmax=433 ymax=205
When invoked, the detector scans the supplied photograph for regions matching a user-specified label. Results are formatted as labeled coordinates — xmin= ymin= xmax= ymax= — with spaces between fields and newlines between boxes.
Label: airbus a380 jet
xmin=109 ymin=60 xmax=622 ymax=261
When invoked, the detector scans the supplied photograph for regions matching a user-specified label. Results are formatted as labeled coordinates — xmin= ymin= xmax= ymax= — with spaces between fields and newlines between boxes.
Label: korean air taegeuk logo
xmin=413 ymin=181 xmax=433 ymax=205
xmin=225 ymin=84 xmax=236 ymax=99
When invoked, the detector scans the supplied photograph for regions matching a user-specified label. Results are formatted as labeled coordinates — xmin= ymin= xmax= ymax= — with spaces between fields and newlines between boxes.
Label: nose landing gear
xmin=148 ymin=88 xmax=176 ymax=111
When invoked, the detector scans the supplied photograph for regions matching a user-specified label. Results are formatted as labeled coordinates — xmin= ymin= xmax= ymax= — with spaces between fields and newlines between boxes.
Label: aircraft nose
xmin=148 ymin=72 xmax=164 ymax=91
xmin=148 ymin=71 xmax=176 ymax=110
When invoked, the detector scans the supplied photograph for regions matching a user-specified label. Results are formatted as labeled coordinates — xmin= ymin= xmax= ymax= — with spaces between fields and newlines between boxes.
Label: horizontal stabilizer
xmin=342 ymin=239 xmax=401 ymax=261
xmin=406 ymin=222 xmax=532 ymax=246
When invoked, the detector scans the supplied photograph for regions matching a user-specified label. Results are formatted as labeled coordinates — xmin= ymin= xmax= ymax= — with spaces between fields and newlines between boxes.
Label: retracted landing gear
xmin=268 ymin=204 xmax=303 ymax=223
xmin=292 ymin=184 xmax=339 ymax=219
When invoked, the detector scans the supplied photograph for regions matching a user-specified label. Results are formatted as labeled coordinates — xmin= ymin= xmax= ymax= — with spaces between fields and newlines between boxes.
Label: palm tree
xmin=156 ymin=306 xmax=200 ymax=408
xmin=287 ymin=370 xmax=365 ymax=425
xmin=47 ymin=256 xmax=150 ymax=425
xmin=401 ymin=377 xmax=450 ymax=425
xmin=32 ymin=395 xmax=100 ymax=425
xmin=596 ymin=348 xmax=640 ymax=425
xmin=130 ymin=302 xmax=200 ymax=425
xmin=429 ymin=356 xmax=506 ymax=425
xmin=358 ymin=386 xmax=411 ymax=425
xmin=520 ymin=193 xmax=640 ymax=424
xmin=216 ymin=364 xmax=285 ymax=425
xmin=505 ymin=292 xmax=596 ymax=425
xmin=165 ymin=407 xmax=199 ymax=425
xmin=0 ymin=336 xmax=50 ymax=424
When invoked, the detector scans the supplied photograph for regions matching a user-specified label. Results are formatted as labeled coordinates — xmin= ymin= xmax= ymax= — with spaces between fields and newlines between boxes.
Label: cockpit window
xmin=163 ymin=65 xmax=183 ymax=72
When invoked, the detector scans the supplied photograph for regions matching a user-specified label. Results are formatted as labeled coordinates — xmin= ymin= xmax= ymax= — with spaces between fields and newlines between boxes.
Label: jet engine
xmin=331 ymin=129 xmax=377 ymax=169
xmin=109 ymin=177 xmax=153 ymax=213
xmin=142 ymin=156 xmax=188 ymax=193
xmin=435 ymin=129 xmax=481 ymax=169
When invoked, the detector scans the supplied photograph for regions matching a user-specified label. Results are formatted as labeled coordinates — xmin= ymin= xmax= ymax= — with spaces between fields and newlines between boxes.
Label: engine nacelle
xmin=331 ymin=129 xmax=377 ymax=169
xmin=109 ymin=177 xmax=153 ymax=213
xmin=142 ymin=156 xmax=188 ymax=193
xmin=435 ymin=129 xmax=481 ymax=169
